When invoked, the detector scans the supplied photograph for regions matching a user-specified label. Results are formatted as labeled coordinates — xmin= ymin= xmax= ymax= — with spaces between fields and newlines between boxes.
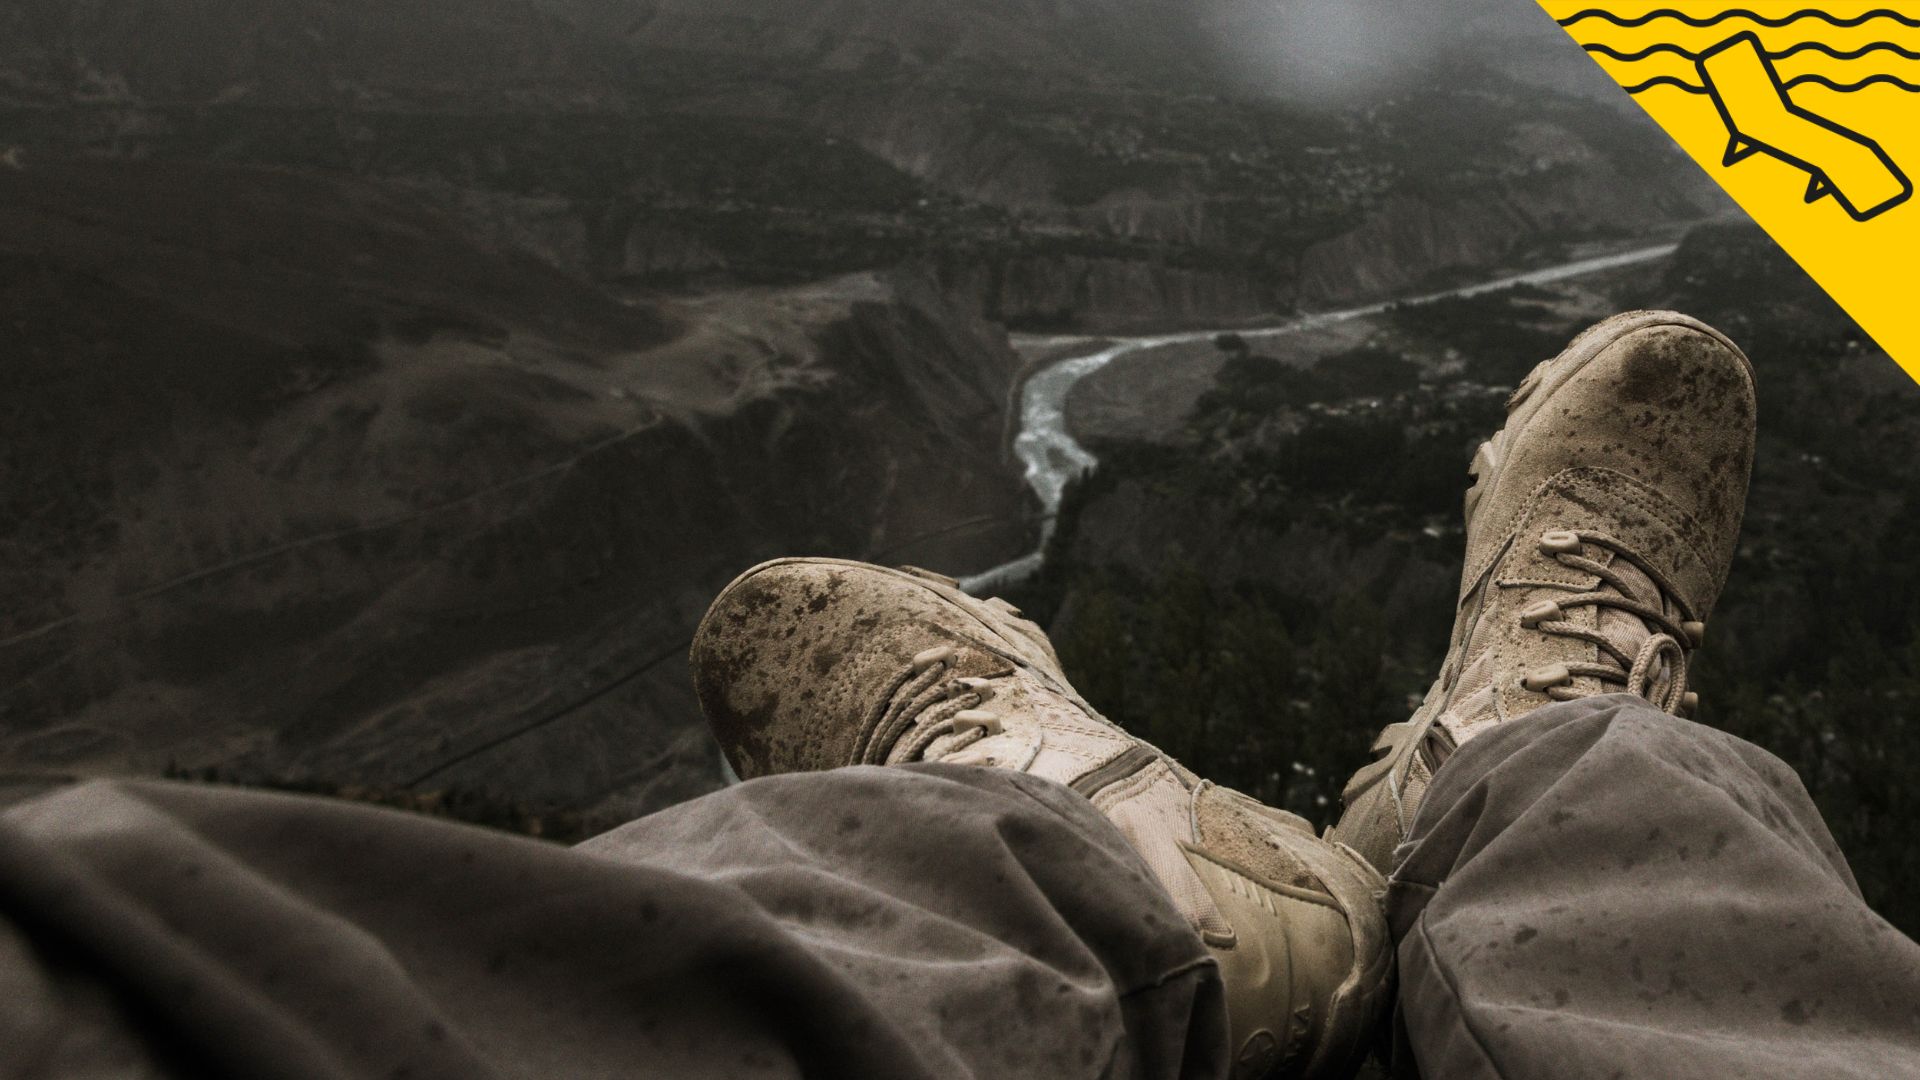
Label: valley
xmin=5 ymin=0 xmax=1916 ymax=942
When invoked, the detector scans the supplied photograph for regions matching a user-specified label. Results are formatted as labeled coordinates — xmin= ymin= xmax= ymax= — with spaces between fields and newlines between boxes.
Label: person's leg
xmin=0 ymin=765 xmax=1223 ymax=1079
xmin=691 ymin=558 xmax=1394 ymax=1078
xmin=1318 ymin=309 xmax=1920 ymax=1076
xmin=1389 ymin=695 xmax=1920 ymax=1079
xmin=1332 ymin=310 xmax=1759 ymax=877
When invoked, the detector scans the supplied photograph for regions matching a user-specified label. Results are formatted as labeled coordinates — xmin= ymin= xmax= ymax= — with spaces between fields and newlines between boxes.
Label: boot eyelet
xmin=1680 ymin=691 xmax=1700 ymax=716
xmin=948 ymin=676 xmax=992 ymax=698
xmin=1520 ymin=600 xmax=1563 ymax=628
xmin=1522 ymin=664 xmax=1573 ymax=692
xmin=953 ymin=710 xmax=1002 ymax=735
xmin=1681 ymin=621 xmax=1706 ymax=647
xmin=1539 ymin=530 xmax=1581 ymax=556
xmin=911 ymin=645 xmax=955 ymax=672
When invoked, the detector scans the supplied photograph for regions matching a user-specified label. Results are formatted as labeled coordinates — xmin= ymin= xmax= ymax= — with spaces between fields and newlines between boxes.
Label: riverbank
xmin=962 ymin=240 xmax=1680 ymax=594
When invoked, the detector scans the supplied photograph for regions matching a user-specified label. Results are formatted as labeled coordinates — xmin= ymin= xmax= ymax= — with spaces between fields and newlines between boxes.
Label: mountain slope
xmin=0 ymin=0 xmax=626 ymax=105
xmin=0 ymin=0 xmax=1726 ymax=332
xmin=0 ymin=157 xmax=1032 ymax=824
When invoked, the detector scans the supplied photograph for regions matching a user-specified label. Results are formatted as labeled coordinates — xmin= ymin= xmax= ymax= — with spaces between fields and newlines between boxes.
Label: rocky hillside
xmin=0 ymin=0 xmax=1738 ymax=831
xmin=573 ymin=0 xmax=1219 ymax=85
xmin=0 ymin=156 xmax=1032 ymax=827
xmin=0 ymin=0 xmax=1726 ymax=333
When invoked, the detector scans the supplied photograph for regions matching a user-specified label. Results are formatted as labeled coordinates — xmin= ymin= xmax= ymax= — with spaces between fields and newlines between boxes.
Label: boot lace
xmin=1518 ymin=529 xmax=1703 ymax=713
xmin=853 ymin=646 xmax=1003 ymax=765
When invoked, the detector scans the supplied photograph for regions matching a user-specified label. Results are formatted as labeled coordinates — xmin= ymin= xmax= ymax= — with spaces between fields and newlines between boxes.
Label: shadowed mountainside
xmin=0 ymin=0 xmax=1741 ymax=832
xmin=0 ymin=0 xmax=1726 ymax=332
xmin=0 ymin=156 xmax=1032 ymax=825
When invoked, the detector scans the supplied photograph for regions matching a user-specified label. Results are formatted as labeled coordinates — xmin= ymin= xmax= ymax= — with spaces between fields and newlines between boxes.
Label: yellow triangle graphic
xmin=1542 ymin=1 xmax=1920 ymax=378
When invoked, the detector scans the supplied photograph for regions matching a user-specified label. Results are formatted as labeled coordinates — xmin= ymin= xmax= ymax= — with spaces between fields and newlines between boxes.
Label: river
xmin=958 ymin=242 xmax=1680 ymax=595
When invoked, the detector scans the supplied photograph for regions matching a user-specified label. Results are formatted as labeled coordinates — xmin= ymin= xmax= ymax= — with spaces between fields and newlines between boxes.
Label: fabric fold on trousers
xmin=0 ymin=764 xmax=1227 ymax=1080
xmin=1387 ymin=694 xmax=1920 ymax=1080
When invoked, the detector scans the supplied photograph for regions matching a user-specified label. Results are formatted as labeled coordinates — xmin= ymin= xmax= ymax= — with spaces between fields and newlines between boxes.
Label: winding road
xmin=959 ymin=242 xmax=1681 ymax=595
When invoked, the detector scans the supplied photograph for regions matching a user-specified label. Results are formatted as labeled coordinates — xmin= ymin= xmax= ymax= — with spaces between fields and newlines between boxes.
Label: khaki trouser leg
xmin=0 ymin=764 xmax=1227 ymax=1079
xmin=1389 ymin=695 xmax=1920 ymax=1079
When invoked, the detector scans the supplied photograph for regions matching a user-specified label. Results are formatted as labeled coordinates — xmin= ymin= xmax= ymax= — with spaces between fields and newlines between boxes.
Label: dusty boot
xmin=1330 ymin=310 xmax=1757 ymax=873
xmin=692 ymin=557 xmax=1392 ymax=1080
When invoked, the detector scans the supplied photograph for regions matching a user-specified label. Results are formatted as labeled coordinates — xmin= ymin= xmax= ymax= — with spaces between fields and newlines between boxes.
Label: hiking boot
xmin=693 ymin=557 xmax=1392 ymax=1080
xmin=1330 ymin=311 xmax=1757 ymax=873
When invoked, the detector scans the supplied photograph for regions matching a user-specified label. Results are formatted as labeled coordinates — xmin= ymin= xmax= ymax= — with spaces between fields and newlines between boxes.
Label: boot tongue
xmin=1583 ymin=554 xmax=1676 ymax=700
xmin=1440 ymin=551 xmax=1678 ymax=745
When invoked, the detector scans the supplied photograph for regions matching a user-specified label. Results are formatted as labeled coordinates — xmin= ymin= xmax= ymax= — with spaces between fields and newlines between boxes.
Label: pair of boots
xmin=689 ymin=312 xmax=1757 ymax=1079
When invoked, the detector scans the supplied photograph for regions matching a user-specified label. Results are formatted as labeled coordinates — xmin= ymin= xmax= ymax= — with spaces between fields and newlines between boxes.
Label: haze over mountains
xmin=1 ymin=0 xmax=1721 ymax=323
xmin=0 ymin=0 xmax=1618 ymax=100
xmin=0 ymin=0 xmax=1733 ymax=826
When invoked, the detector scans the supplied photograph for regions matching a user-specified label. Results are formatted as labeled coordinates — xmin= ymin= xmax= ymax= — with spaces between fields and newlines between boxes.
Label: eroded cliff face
xmin=1293 ymin=168 xmax=1730 ymax=307
xmin=566 ymin=0 xmax=1214 ymax=88
xmin=939 ymin=254 xmax=1277 ymax=333
xmin=0 ymin=0 xmax=1731 ymax=827
xmin=0 ymin=158 xmax=1032 ymax=825
xmin=0 ymin=0 xmax=1725 ymax=340
xmin=0 ymin=0 xmax=628 ymax=106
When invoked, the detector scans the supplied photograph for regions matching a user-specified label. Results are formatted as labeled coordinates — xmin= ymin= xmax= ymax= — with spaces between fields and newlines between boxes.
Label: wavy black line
xmin=1623 ymin=72 xmax=1920 ymax=94
xmin=1584 ymin=43 xmax=1700 ymax=60
xmin=1770 ymin=41 xmax=1920 ymax=60
xmin=1588 ymin=41 xmax=1920 ymax=62
xmin=1622 ymin=76 xmax=1710 ymax=94
xmin=1560 ymin=8 xmax=1920 ymax=29
xmin=1782 ymin=72 xmax=1920 ymax=91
